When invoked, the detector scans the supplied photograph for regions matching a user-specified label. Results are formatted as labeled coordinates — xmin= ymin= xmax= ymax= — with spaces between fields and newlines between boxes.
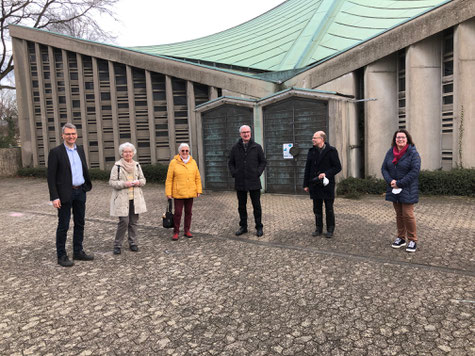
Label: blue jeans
xmin=56 ymin=188 xmax=86 ymax=257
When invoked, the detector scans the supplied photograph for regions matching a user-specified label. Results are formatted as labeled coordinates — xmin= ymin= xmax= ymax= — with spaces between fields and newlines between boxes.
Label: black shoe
xmin=256 ymin=228 xmax=263 ymax=237
xmin=235 ymin=227 xmax=248 ymax=236
xmin=73 ymin=250 xmax=94 ymax=261
xmin=129 ymin=245 xmax=139 ymax=252
xmin=113 ymin=247 xmax=121 ymax=255
xmin=58 ymin=255 xmax=74 ymax=267
xmin=312 ymin=230 xmax=322 ymax=237
xmin=325 ymin=231 xmax=333 ymax=238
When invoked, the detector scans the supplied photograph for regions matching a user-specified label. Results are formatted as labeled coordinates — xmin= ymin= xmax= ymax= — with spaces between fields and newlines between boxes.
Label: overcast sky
xmin=102 ymin=0 xmax=284 ymax=47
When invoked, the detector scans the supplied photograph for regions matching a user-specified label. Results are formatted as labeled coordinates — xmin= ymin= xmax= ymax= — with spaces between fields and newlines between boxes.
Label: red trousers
xmin=173 ymin=198 xmax=194 ymax=234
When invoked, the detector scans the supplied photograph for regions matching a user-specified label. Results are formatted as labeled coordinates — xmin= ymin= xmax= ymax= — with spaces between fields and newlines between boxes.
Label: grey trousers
xmin=114 ymin=200 xmax=139 ymax=248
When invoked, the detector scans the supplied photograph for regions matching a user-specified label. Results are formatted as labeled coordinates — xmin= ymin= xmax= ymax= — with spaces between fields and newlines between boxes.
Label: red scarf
xmin=392 ymin=144 xmax=408 ymax=164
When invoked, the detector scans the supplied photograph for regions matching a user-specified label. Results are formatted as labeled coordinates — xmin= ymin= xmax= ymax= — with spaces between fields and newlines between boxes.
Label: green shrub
xmin=17 ymin=166 xmax=47 ymax=178
xmin=419 ymin=169 xmax=475 ymax=196
xmin=337 ymin=169 xmax=475 ymax=198
xmin=337 ymin=176 xmax=386 ymax=199
xmin=141 ymin=163 xmax=168 ymax=184
xmin=89 ymin=168 xmax=111 ymax=181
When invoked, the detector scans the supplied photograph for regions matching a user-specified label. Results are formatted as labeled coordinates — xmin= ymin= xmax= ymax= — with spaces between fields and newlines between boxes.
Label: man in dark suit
xmin=303 ymin=131 xmax=342 ymax=238
xmin=47 ymin=123 xmax=94 ymax=267
xmin=228 ymin=125 xmax=267 ymax=237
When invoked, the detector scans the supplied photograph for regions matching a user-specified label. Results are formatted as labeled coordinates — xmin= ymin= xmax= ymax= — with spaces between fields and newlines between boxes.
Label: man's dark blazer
xmin=47 ymin=144 xmax=92 ymax=203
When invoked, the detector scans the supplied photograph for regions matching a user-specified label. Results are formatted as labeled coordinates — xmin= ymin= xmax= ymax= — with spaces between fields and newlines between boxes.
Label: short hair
xmin=62 ymin=123 xmax=77 ymax=134
xmin=239 ymin=125 xmax=251 ymax=133
xmin=314 ymin=131 xmax=326 ymax=142
xmin=391 ymin=129 xmax=414 ymax=147
xmin=119 ymin=142 xmax=136 ymax=156
xmin=178 ymin=143 xmax=190 ymax=153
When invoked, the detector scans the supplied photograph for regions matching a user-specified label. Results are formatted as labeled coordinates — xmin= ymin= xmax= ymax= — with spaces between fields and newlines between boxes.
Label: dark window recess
xmin=85 ymin=82 xmax=94 ymax=90
xmin=135 ymin=101 xmax=147 ymax=107
xmin=116 ymin=77 xmax=127 ymax=85
xmin=71 ymin=87 xmax=79 ymax=93
xmin=153 ymin=92 xmax=165 ymax=100
xmin=35 ymin=108 xmax=41 ymax=113
xmin=45 ymin=83 xmax=51 ymax=88
xmin=60 ymin=114 xmax=67 ymax=118
xmin=443 ymin=96 xmax=453 ymax=105
xmin=46 ymin=100 xmax=52 ymax=105
xmin=44 ymin=72 xmax=50 ymax=80
xmin=59 ymin=96 xmax=66 ymax=105
xmin=443 ymin=84 xmax=453 ymax=93
xmin=32 ymin=80 xmax=39 ymax=88
xmin=101 ymin=92 xmax=111 ymax=100
xmin=48 ymin=118 xmax=54 ymax=122
xmin=173 ymin=96 xmax=187 ymax=105
xmin=117 ymin=86 xmax=128 ymax=92
xmin=120 ymin=133 xmax=131 ymax=139
xmin=74 ymin=124 xmax=82 ymax=129
xmin=154 ymin=106 xmax=167 ymax=111
xmin=72 ymin=100 xmax=80 ymax=108
xmin=73 ymin=111 xmax=81 ymax=117
xmin=156 ymin=131 xmax=169 ymax=137
xmin=49 ymin=126 xmax=55 ymax=131
xmin=45 ymin=89 xmax=52 ymax=94
xmin=57 ymin=81 xmax=64 ymax=86
xmin=86 ymin=94 xmax=95 ymax=100
xmin=175 ymin=111 xmax=188 ymax=117
xmin=175 ymin=119 xmax=188 ymax=125
xmin=87 ymin=107 xmax=95 ymax=113
xmin=134 ymin=82 xmax=146 ymax=89
xmin=118 ymin=103 xmax=129 ymax=109
xmin=398 ymin=78 xmax=405 ymax=91
xmin=138 ymin=142 xmax=149 ymax=147
xmin=102 ymin=105 xmax=112 ymax=110
xmin=89 ymin=141 xmax=98 ymax=146
xmin=444 ymin=61 xmax=453 ymax=76
xmin=398 ymin=99 xmax=406 ymax=108
xmin=34 ymin=96 xmax=40 ymax=102
xmin=70 ymin=72 xmax=78 ymax=80
xmin=105 ymin=157 xmax=116 ymax=162
xmin=155 ymin=124 xmax=168 ymax=130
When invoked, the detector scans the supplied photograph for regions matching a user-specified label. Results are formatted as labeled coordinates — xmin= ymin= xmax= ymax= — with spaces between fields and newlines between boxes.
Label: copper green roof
xmin=128 ymin=0 xmax=451 ymax=72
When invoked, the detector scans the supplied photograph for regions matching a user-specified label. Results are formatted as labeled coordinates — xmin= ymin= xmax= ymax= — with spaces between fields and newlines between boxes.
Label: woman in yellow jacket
xmin=165 ymin=143 xmax=202 ymax=240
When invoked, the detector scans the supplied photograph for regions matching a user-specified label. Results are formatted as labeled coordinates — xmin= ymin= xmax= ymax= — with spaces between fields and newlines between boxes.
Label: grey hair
xmin=178 ymin=143 xmax=190 ymax=153
xmin=315 ymin=131 xmax=326 ymax=142
xmin=62 ymin=123 xmax=77 ymax=134
xmin=119 ymin=142 xmax=137 ymax=156
xmin=239 ymin=125 xmax=251 ymax=133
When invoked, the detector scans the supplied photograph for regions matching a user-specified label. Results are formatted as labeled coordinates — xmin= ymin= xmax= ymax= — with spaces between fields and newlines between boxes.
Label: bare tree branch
xmin=1 ymin=0 xmax=118 ymax=89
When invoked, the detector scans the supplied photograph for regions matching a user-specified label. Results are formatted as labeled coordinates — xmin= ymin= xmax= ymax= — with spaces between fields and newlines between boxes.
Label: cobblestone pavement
xmin=0 ymin=177 xmax=474 ymax=355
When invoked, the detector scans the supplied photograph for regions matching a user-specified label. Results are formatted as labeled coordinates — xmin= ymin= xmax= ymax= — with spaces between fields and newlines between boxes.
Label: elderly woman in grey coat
xmin=109 ymin=142 xmax=147 ymax=255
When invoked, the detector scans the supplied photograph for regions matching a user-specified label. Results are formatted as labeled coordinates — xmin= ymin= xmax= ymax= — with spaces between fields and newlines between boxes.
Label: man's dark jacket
xmin=47 ymin=144 xmax=92 ymax=203
xmin=303 ymin=144 xmax=342 ymax=200
xmin=228 ymin=138 xmax=267 ymax=191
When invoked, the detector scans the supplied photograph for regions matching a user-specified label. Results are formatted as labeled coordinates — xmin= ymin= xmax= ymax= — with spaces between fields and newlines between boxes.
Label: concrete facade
xmin=9 ymin=0 xmax=475 ymax=190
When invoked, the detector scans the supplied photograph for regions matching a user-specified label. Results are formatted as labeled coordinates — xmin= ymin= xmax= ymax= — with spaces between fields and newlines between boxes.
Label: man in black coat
xmin=47 ymin=123 xmax=93 ymax=267
xmin=303 ymin=131 xmax=342 ymax=238
xmin=228 ymin=125 xmax=267 ymax=237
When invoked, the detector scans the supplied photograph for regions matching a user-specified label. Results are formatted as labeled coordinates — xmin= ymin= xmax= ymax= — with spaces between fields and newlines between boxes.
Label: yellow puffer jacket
xmin=165 ymin=155 xmax=203 ymax=199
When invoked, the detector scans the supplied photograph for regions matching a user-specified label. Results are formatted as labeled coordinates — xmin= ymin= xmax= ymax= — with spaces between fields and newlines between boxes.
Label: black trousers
xmin=56 ymin=188 xmax=86 ymax=258
xmin=312 ymin=198 xmax=335 ymax=232
xmin=237 ymin=190 xmax=263 ymax=229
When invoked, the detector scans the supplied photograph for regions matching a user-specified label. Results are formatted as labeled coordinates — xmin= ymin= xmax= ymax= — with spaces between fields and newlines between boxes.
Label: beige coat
xmin=109 ymin=160 xmax=147 ymax=217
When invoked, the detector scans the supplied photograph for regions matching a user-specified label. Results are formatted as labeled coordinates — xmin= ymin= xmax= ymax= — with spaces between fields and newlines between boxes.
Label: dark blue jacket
xmin=381 ymin=145 xmax=421 ymax=204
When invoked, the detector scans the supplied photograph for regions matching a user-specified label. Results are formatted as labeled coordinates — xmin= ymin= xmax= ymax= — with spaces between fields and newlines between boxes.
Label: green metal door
xmin=263 ymin=98 xmax=328 ymax=194
xmin=202 ymin=105 xmax=253 ymax=190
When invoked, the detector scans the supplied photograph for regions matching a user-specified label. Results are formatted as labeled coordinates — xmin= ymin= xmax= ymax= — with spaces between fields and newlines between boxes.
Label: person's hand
xmin=318 ymin=173 xmax=326 ymax=179
xmin=197 ymin=193 xmax=201 ymax=197
xmin=304 ymin=187 xmax=309 ymax=193
xmin=390 ymin=179 xmax=397 ymax=188
xmin=125 ymin=181 xmax=133 ymax=187
xmin=52 ymin=199 xmax=61 ymax=209
xmin=167 ymin=195 xmax=172 ymax=199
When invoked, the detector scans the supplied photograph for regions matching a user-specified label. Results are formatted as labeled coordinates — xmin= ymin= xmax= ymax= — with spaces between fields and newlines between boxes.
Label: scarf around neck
xmin=120 ymin=158 xmax=136 ymax=175
xmin=180 ymin=155 xmax=191 ymax=164
xmin=392 ymin=144 xmax=409 ymax=164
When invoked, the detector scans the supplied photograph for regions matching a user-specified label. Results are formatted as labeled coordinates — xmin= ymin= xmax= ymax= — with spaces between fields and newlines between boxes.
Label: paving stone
xmin=0 ymin=177 xmax=473 ymax=355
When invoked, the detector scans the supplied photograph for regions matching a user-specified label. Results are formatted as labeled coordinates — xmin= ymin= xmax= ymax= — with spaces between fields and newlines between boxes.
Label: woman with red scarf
xmin=381 ymin=129 xmax=421 ymax=252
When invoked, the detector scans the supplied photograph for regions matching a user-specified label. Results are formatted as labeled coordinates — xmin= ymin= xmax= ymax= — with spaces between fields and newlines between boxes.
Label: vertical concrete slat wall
xmin=108 ymin=61 xmax=120 ymax=162
xmin=364 ymin=55 xmax=398 ymax=178
xmin=145 ymin=70 xmax=158 ymax=163
xmin=165 ymin=75 xmax=176 ymax=157
xmin=92 ymin=57 xmax=105 ymax=169
xmin=454 ymin=18 xmax=475 ymax=169
xmin=126 ymin=65 xmax=138 ymax=159
xmin=47 ymin=46 xmax=61 ymax=146
xmin=76 ymin=53 xmax=90 ymax=164
xmin=187 ymin=81 xmax=197 ymax=160
xmin=61 ymin=50 xmax=73 ymax=124
xmin=406 ymin=35 xmax=442 ymax=170
xmin=34 ymin=43 xmax=50 ymax=163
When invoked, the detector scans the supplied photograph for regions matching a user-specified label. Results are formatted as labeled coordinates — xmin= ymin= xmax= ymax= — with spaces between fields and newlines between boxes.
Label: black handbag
xmin=162 ymin=199 xmax=174 ymax=228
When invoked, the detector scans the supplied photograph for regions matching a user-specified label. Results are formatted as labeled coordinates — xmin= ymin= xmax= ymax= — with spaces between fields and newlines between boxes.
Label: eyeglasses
xmin=241 ymin=131 xmax=251 ymax=134
xmin=63 ymin=133 xmax=77 ymax=136
xmin=181 ymin=150 xmax=189 ymax=152
xmin=396 ymin=136 xmax=407 ymax=140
